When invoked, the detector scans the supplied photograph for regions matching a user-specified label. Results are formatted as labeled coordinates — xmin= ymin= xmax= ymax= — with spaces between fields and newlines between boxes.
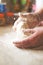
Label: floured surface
xmin=0 ymin=25 xmax=43 ymax=65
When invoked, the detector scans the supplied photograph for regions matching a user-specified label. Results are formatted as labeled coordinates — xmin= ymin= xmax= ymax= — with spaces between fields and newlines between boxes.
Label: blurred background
xmin=0 ymin=0 xmax=36 ymax=25
xmin=1 ymin=0 xmax=36 ymax=12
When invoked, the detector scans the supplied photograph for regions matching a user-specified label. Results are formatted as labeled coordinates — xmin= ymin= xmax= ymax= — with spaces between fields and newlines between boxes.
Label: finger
xmin=22 ymin=29 xmax=35 ymax=34
xmin=13 ymin=41 xmax=23 ymax=48
xmin=21 ymin=13 xmax=29 ymax=17
xmin=38 ymin=21 xmax=43 ymax=26
xmin=13 ymin=39 xmax=31 ymax=49
xmin=28 ymin=30 xmax=38 ymax=40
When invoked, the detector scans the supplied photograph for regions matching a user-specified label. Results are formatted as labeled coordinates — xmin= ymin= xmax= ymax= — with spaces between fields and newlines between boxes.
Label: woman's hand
xmin=13 ymin=27 xmax=43 ymax=49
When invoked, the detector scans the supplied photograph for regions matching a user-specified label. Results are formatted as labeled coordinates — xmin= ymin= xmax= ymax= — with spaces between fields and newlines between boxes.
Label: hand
xmin=21 ymin=13 xmax=40 ymax=28
xmin=13 ymin=13 xmax=40 ymax=31
xmin=13 ymin=27 xmax=43 ymax=49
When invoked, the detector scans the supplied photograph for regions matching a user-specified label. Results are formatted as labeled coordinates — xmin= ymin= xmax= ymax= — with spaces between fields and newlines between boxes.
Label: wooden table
xmin=0 ymin=25 xmax=43 ymax=65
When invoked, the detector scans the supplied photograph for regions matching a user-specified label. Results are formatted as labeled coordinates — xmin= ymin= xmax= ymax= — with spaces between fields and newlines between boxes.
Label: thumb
xmin=22 ymin=29 xmax=35 ymax=34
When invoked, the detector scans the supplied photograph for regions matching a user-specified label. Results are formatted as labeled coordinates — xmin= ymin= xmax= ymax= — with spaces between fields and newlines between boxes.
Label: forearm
xmin=35 ymin=9 xmax=43 ymax=22
xmin=27 ymin=10 xmax=43 ymax=28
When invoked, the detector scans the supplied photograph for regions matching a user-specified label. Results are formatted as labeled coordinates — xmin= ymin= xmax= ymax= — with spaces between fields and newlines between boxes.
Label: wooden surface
xmin=0 ymin=25 xmax=43 ymax=65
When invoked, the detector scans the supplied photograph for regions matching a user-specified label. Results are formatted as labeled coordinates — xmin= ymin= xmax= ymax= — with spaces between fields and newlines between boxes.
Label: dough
xmin=12 ymin=13 xmax=39 ymax=40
